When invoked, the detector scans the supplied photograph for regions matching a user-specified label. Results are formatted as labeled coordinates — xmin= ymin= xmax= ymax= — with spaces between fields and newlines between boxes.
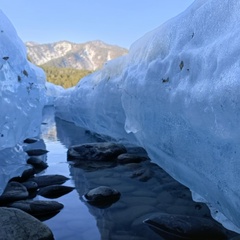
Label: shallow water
xmin=37 ymin=106 xmax=238 ymax=240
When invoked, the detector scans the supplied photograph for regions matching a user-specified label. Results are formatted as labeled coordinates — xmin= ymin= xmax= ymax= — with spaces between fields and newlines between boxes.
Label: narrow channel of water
xmin=40 ymin=106 xmax=101 ymax=240
xmin=38 ymin=106 xmax=237 ymax=240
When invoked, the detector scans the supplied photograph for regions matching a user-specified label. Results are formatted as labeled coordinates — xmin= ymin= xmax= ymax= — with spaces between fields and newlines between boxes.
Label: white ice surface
xmin=45 ymin=81 xmax=64 ymax=106
xmin=55 ymin=0 xmax=240 ymax=231
xmin=0 ymin=10 xmax=46 ymax=193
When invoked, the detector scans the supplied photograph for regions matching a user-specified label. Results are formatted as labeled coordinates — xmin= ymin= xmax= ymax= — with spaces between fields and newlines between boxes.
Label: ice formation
xmin=55 ymin=0 xmax=240 ymax=231
xmin=45 ymin=82 xmax=64 ymax=106
xmin=0 ymin=10 xmax=46 ymax=193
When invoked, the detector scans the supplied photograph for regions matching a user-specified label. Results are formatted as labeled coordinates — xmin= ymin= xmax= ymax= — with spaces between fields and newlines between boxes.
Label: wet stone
xmin=0 ymin=182 xmax=28 ymax=204
xmin=23 ymin=138 xmax=39 ymax=144
xmin=10 ymin=167 xmax=35 ymax=182
xmin=117 ymin=153 xmax=149 ymax=164
xmin=27 ymin=156 xmax=48 ymax=170
xmin=125 ymin=146 xmax=148 ymax=156
xmin=84 ymin=186 xmax=121 ymax=208
xmin=73 ymin=160 xmax=117 ymax=171
xmin=130 ymin=167 xmax=153 ymax=182
xmin=0 ymin=207 xmax=54 ymax=240
xmin=67 ymin=142 xmax=127 ymax=161
xmin=25 ymin=149 xmax=49 ymax=156
xmin=143 ymin=213 xmax=228 ymax=240
xmin=21 ymin=181 xmax=38 ymax=191
xmin=29 ymin=174 xmax=69 ymax=188
xmin=8 ymin=200 xmax=64 ymax=218
xmin=38 ymin=185 xmax=75 ymax=199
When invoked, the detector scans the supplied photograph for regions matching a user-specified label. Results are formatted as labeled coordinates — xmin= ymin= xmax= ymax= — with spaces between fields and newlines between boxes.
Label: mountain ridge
xmin=26 ymin=40 xmax=128 ymax=71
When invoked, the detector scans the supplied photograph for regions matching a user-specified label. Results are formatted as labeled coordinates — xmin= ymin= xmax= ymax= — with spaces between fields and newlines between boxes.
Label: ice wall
xmin=55 ymin=0 xmax=240 ymax=230
xmin=45 ymin=82 xmax=64 ymax=106
xmin=0 ymin=10 xmax=46 ymax=192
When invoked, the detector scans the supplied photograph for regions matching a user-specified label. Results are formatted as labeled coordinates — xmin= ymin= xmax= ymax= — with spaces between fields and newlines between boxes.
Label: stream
xmin=34 ymin=106 xmax=237 ymax=240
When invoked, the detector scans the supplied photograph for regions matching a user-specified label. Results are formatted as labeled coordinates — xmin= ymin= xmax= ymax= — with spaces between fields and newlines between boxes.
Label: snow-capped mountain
xmin=26 ymin=40 xmax=128 ymax=71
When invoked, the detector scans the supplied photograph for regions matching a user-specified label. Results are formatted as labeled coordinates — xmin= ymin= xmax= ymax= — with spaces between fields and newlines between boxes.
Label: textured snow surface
xmin=45 ymin=82 xmax=64 ymax=106
xmin=0 ymin=10 xmax=46 ymax=192
xmin=55 ymin=0 xmax=240 ymax=231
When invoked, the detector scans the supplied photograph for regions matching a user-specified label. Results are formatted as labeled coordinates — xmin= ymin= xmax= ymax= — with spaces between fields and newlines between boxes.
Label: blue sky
xmin=1 ymin=0 xmax=194 ymax=49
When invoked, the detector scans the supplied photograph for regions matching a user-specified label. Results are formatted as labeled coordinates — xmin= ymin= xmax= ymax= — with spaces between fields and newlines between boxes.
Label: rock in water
xmin=84 ymin=186 xmax=121 ymax=208
xmin=0 ymin=182 xmax=28 ymax=204
xmin=21 ymin=181 xmax=38 ymax=191
xmin=0 ymin=207 xmax=54 ymax=240
xmin=29 ymin=174 xmax=69 ymax=188
xmin=67 ymin=142 xmax=127 ymax=161
xmin=117 ymin=153 xmax=149 ymax=164
xmin=8 ymin=200 xmax=64 ymax=219
xmin=27 ymin=157 xmax=48 ymax=170
xmin=10 ymin=167 xmax=35 ymax=182
xmin=38 ymin=185 xmax=75 ymax=199
xmin=23 ymin=138 xmax=39 ymax=144
xmin=25 ymin=149 xmax=49 ymax=156
xmin=143 ymin=214 xmax=227 ymax=240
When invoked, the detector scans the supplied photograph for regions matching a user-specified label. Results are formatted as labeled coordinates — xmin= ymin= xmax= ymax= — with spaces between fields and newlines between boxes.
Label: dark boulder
xmin=117 ymin=153 xmax=149 ymax=164
xmin=143 ymin=213 xmax=227 ymax=240
xmin=67 ymin=142 xmax=127 ymax=161
xmin=23 ymin=138 xmax=39 ymax=144
xmin=27 ymin=157 xmax=48 ymax=170
xmin=25 ymin=149 xmax=49 ymax=156
xmin=84 ymin=186 xmax=120 ymax=208
xmin=10 ymin=167 xmax=35 ymax=183
xmin=8 ymin=200 xmax=64 ymax=220
xmin=21 ymin=181 xmax=38 ymax=191
xmin=0 ymin=207 xmax=54 ymax=240
xmin=0 ymin=182 xmax=28 ymax=205
xmin=38 ymin=185 xmax=75 ymax=199
xmin=29 ymin=174 xmax=69 ymax=188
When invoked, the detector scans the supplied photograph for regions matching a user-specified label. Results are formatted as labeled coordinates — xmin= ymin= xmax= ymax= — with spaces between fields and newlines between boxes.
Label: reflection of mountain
xmin=41 ymin=106 xmax=58 ymax=142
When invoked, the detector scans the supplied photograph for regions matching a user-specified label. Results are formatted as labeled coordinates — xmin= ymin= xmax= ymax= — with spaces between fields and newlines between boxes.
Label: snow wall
xmin=55 ymin=0 xmax=240 ymax=230
xmin=0 ymin=10 xmax=46 ymax=192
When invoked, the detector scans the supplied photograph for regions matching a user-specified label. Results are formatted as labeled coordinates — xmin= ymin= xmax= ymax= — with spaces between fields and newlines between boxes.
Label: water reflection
xmin=43 ymin=106 xmax=238 ymax=240
xmin=41 ymin=106 xmax=101 ymax=240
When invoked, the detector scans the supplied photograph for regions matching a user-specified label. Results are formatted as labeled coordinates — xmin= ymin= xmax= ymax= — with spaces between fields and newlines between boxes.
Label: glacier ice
xmin=0 ymin=10 xmax=46 ymax=193
xmin=55 ymin=0 xmax=240 ymax=231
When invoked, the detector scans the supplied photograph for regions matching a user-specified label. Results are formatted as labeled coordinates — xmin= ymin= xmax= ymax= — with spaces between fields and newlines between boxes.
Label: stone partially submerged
xmin=143 ymin=213 xmax=228 ymax=240
xmin=0 ymin=207 xmax=54 ymax=240
xmin=0 ymin=182 xmax=28 ymax=204
xmin=67 ymin=142 xmax=127 ymax=161
xmin=84 ymin=186 xmax=121 ymax=208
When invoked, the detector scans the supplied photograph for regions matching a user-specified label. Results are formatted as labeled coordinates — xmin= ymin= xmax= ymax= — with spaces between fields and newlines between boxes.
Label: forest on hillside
xmin=40 ymin=65 xmax=92 ymax=88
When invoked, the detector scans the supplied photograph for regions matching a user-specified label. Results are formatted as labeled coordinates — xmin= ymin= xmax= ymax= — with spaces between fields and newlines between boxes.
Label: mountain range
xmin=26 ymin=40 xmax=128 ymax=71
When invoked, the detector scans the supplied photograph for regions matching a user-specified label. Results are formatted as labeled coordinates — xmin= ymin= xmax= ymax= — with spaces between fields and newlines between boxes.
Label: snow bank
xmin=0 ymin=10 xmax=46 ymax=192
xmin=45 ymin=82 xmax=64 ymax=106
xmin=55 ymin=0 xmax=240 ymax=231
